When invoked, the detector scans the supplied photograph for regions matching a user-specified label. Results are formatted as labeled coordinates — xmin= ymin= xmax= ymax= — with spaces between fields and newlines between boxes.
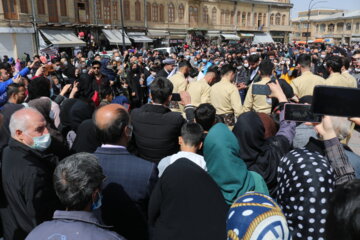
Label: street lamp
xmin=306 ymin=0 xmax=327 ymax=44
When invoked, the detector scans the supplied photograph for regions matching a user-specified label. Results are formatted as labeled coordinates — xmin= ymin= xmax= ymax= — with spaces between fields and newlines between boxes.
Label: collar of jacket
xmin=8 ymin=137 xmax=55 ymax=160
xmin=141 ymin=103 xmax=171 ymax=114
xmin=53 ymin=210 xmax=111 ymax=229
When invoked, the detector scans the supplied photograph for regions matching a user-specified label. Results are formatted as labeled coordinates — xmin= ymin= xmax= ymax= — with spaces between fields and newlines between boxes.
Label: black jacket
xmin=156 ymin=69 xmax=170 ymax=79
xmin=1 ymin=138 xmax=61 ymax=240
xmin=130 ymin=104 xmax=185 ymax=163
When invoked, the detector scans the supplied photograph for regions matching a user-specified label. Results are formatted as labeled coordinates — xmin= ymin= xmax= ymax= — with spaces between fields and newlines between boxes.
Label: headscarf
xmin=227 ymin=192 xmax=291 ymax=240
xmin=100 ymin=59 xmax=116 ymax=81
xmin=76 ymin=73 xmax=96 ymax=101
xmin=276 ymin=148 xmax=335 ymax=240
xmin=204 ymin=123 xmax=268 ymax=205
xmin=233 ymin=112 xmax=290 ymax=196
xmin=148 ymin=158 xmax=228 ymax=240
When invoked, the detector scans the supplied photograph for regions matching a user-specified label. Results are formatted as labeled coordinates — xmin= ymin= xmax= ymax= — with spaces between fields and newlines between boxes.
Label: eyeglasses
xmin=93 ymin=67 xmax=100 ymax=69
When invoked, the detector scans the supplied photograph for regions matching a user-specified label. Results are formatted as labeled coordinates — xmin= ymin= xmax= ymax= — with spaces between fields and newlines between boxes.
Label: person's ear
xmin=198 ymin=142 xmax=203 ymax=150
xmin=179 ymin=136 xmax=183 ymax=146
xmin=91 ymin=188 xmax=100 ymax=203
xmin=16 ymin=129 xmax=25 ymax=142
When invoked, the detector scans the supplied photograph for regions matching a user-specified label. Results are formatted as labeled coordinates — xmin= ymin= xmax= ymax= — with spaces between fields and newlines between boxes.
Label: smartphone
xmin=171 ymin=93 xmax=181 ymax=101
xmin=312 ymin=86 xmax=360 ymax=117
xmin=252 ymin=84 xmax=271 ymax=95
xmin=284 ymin=103 xmax=322 ymax=123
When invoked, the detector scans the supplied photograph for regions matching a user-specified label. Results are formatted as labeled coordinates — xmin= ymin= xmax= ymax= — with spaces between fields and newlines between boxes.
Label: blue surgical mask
xmin=30 ymin=133 xmax=52 ymax=151
xmin=92 ymin=192 xmax=103 ymax=210
xmin=202 ymin=59 xmax=207 ymax=63
xmin=214 ymin=61 xmax=219 ymax=65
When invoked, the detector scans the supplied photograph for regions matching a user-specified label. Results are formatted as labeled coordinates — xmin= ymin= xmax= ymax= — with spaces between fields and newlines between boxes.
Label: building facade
xmin=291 ymin=9 xmax=360 ymax=44
xmin=1 ymin=0 xmax=292 ymax=58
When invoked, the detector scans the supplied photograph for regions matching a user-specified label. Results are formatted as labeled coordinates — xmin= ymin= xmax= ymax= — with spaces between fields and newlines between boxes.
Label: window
xmin=247 ymin=12 xmax=251 ymax=26
xmin=211 ymin=7 xmax=217 ymax=25
xmin=147 ymin=2 xmax=151 ymax=21
xmin=225 ymin=10 xmax=230 ymax=25
xmin=152 ymin=3 xmax=158 ymax=22
xmin=96 ymin=0 xmax=101 ymax=19
xmin=168 ymin=3 xmax=175 ymax=22
xmin=258 ymin=13 xmax=262 ymax=27
xmin=263 ymin=13 xmax=266 ymax=26
xmin=281 ymin=14 xmax=286 ymax=25
xmin=346 ymin=23 xmax=352 ymax=31
xmin=220 ymin=10 xmax=224 ymax=25
xmin=135 ymin=0 xmax=141 ymax=21
xmin=316 ymin=24 xmax=319 ymax=32
xmin=356 ymin=22 xmax=360 ymax=31
xmin=3 ymin=0 xmax=17 ymax=19
xmin=37 ymin=0 xmax=45 ymax=14
xmin=178 ymin=4 xmax=184 ymax=20
xmin=270 ymin=13 xmax=274 ymax=25
xmin=242 ymin=12 xmax=246 ymax=26
xmin=328 ymin=23 xmax=334 ymax=32
xmin=320 ymin=24 xmax=326 ymax=32
xmin=113 ymin=1 xmax=118 ymax=20
xmin=189 ymin=6 xmax=198 ymax=24
xmin=237 ymin=11 xmax=241 ymax=25
xmin=124 ymin=0 xmax=130 ymax=20
xmin=20 ymin=0 xmax=28 ymax=13
xmin=253 ymin=13 xmax=257 ymax=27
xmin=230 ymin=11 xmax=234 ymax=25
xmin=275 ymin=13 xmax=281 ymax=25
xmin=203 ymin=7 xmax=208 ymax=24
xmin=159 ymin=4 xmax=164 ymax=22
xmin=47 ymin=0 xmax=58 ymax=22
xmin=59 ymin=0 xmax=67 ymax=16
xmin=103 ymin=0 xmax=111 ymax=23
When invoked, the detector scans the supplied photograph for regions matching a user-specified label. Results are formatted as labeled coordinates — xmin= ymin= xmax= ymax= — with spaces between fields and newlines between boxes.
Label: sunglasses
xmin=93 ymin=67 xmax=100 ymax=69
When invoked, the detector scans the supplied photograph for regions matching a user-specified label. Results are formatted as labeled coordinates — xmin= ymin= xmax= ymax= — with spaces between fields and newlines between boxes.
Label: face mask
xmin=321 ymin=55 xmax=326 ymax=59
xmin=30 ymin=133 xmax=52 ymax=151
xmin=323 ymin=63 xmax=327 ymax=68
xmin=82 ymin=69 xmax=88 ymax=74
xmin=91 ymin=192 xmax=103 ymax=210
xmin=115 ymin=56 xmax=121 ymax=62
xmin=280 ymin=61 xmax=285 ymax=65
xmin=75 ymin=62 xmax=79 ymax=68
xmin=285 ymin=61 xmax=291 ymax=65
xmin=202 ymin=59 xmax=207 ymax=63
xmin=244 ymin=63 xmax=249 ymax=68
xmin=237 ymin=66 xmax=242 ymax=70
xmin=54 ymin=66 xmax=61 ymax=71
xmin=185 ymin=56 xmax=191 ymax=60
xmin=242 ymin=56 xmax=247 ymax=59
xmin=106 ymin=65 xmax=113 ymax=70
xmin=50 ymin=88 xmax=54 ymax=98
xmin=27 ymin=74 xmax=32 ymax=79
xmin=214 ymin=61 xmax=219 ymax=65
xmin=80 ymin=63 xmax=86 ymax=68
xmin=63 ymin=61 xmax=68 ymax=67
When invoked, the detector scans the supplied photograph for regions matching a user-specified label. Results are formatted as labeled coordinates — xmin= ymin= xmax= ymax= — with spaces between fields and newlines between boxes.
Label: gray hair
xmin=53 ymin=152 xmax=105 ymax=210
xmin=9 ymin=107 xmax=42 ymax=137
xmin=330 ymin=116 xmax=352 ymax=140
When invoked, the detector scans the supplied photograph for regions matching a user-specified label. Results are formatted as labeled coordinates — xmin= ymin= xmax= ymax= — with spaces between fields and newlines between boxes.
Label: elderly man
xmin=26 ymin=153 xmax=125 ymax=240
xmin=1 ymin=108 xmax=60 ymax=240
xmin=156 ymin=58 xmax=175 ymax=79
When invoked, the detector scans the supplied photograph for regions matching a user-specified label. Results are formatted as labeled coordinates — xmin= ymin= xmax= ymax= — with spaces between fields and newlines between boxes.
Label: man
xmin=341 ymin=57 xmax=358 ymax=88
xmin=168 ymin=61 xmax=191 ymax=111
xmin=51 ymin=58 xmax=65 ymax=85
xmin=210 ymin=64 xmax=242 ymax=127
xmin=156 ymin=58 xmax=175 ymax=78
xmin=90 ymin=60 xmax=110 ymax=89
xmin=93 ymin=104 xmax=157 ymax=240
xmin=2 ymin=108 xmax=60 ymax=239
xmin=325 ymin=55 xmax=349 ymax=87
xmin=157 ymin=122 xmax=206 ymax=177
xmin=194 ymin=103 xmax=217 ymax=133
xmin=350 ymin=50 xmax=360 ymax=87
xmin=187 ymin=69 xmax=217 ymax=107
xmin=291 ymin=54 xmax=325 ymax=98
xmin=26 ymin=153 xmax=125 ymax=240
xmin=247 ymin=54 xmax=261 ymax=85
xmin=130 ymin=77 xmax=193 ymax=163
xmin=242 ymin=60 xmax=274 ymax=114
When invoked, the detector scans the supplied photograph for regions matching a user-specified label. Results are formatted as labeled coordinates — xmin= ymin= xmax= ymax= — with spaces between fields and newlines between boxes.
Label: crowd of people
xmin=0 ymin=40 xmax=360 ymax=240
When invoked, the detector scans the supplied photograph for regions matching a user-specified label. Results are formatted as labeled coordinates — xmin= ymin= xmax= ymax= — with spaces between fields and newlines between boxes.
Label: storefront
xmin=169 ymin=30 xmax=187 ymax=47
xmin=206 ymin=31 xmax=221 ymax=45
xmin=101 ymin=29 xmax=131 ymax=49
xmin=253 ymin=32 xmax=274 ymax=44
xmin=270 ymin=31 xmax=287 ymax=43
xmin=0 ymin=27 xmax=35 ymax=60
xmin=127 ymin=32 xmax=153 ymax=48
xmin=220 ymin=33 xmax=240 ymax=44
xmin=188 ymin=30 xmax=206 ymax=47
xmin=147 ymin=29 xmax=169 ymax=48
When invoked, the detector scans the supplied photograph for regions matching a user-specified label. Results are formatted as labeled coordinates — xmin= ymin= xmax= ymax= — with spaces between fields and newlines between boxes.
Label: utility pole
xmin=119 ymin=0 xmax=126 ymax=50
xmin=306 ymin=0 xmax=327 ymax=44
xmin=31 ymin=0 xmax=39 ymax=54
xmin=144 ymin=0 xmax=147 ymax=29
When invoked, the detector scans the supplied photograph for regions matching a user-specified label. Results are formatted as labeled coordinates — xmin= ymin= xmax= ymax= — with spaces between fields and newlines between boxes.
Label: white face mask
xmin=321 ymin=55 xmax=326 ymax=59
xmin=244 ymin=63 xmax=249 ymax=68
xmin=115 ymin=56 xmax=121 ymax=62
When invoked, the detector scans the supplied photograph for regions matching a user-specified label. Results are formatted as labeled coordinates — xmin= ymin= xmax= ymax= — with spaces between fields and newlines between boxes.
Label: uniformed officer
xmin=325 ymin=55 xmax=349 ymax=87
xmin=168 ymin=61 xmax=191 ymax=112
xmin=187 ymin=69 xmax=217 ymax=107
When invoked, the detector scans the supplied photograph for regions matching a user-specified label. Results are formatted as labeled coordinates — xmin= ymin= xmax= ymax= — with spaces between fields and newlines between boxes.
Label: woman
xmin=233 ymin=111 xmax=295 ymax=196
xmin=276 ymin=148 xmax=335 ymax=240
xmin=148 ymin=158 xmax=228 ymax=240
xmin=204 ymin=123 xmax=269 ymax=205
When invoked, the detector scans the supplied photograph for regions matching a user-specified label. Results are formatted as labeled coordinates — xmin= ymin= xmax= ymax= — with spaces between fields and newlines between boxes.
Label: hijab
xmin=204 ymin=123 xmax=268 ymax=205
xmin=233 ymin=112 xmax=290 ymax=196
xmin=276 ymin=148 xmax=335 ymax=240
xmin=76 ymin=73 xmax=96 ymax=101
xmin=148 ymin=158 xmax=228 ymax=240
xmin=100 ymin=59 xmax=116 ymax=81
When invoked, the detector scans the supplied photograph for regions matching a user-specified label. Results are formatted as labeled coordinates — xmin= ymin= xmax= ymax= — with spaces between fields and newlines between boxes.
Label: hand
xmin=314 ymin=116 xmax=336 ymax=140
xmin=350 ymin=117 xmax=360 ymax=126
xmin=88 ymin=68 xmax=94 ymax=75
xmin=179 ymin=91 xmax=191 ymax=106
xmin=35 ymin=66 xmax=45 ymax=77
xmin=60 ymin=84 xmax=72 ymax=96
xmin=267 ymin=80 xmax=287 ymax=103
xmin=69 ymin=82 xmax=79 ymax=99
xmin=237 ymin=82 xmax=247 ymax=90
xmin=13 ymin=74 xmax=22 ymax=84
xmin=29 ymin=59 xmax=40 ymax=69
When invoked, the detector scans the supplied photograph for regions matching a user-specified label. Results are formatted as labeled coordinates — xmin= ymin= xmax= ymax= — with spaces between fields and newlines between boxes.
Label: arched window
xmin=211 ymin=7 xmax=217 ymax=25
xmin=203 ymin=7 xmax=208 ymax=24
xmin=189 ymin=6 xmax=198 ymax=24
xmin=346 ymin=23 xmax=352 ymax=31
xmin=270 ymin=13 xmax=274 ymax=25
xmin=328 ymin=23 xmax=334 ymax=32
xmin=193 ymin=7 xmax=198 ymax=23
xmin=253 ymin=12 xmax=257 ymax=27
xmin=168 ymin=3 xmax=175 ymax=22
xmin=135 ymin=0 xmax=141 ymax=21
xmin=275 ymin=13 xmax=281 ymax=25
xmin=247 ymin=12 xmax=251 ymax=26
xmin=337 ymin=22 xmax=344 ymax=31
xmin=225 ymin=10 xmax=230 ymax=25
xmin=263 ymin=13 xmax=266 ymax=26
xmin=220 ymin=10 xmax=225 ymax=25
xmin=178 ymin=4 xmax=184 ymax=20
xmin=258 ymin=13 xmax=262 ymax=27
xmin=237 ymin=11 xmax=241 ymax=25
xmin=230 ymin=11 xmax=235 ymax=25
xmin=37 ymin=0 xmax=45 ymax=14
xmin=159 ymin=4 xmax=164 ymax=22
xmin=281 ymin=14 xmax=286 ymax=25
xmin=320 ymin=24 xmax=326 ymax=32
xmin=152 ymin=3 xmax=158 ymax=22
xmin=356 ymin=22 xmax=360 ymax=32
xmin=124 ymin=0 xmax=130 ymax=20
xmin=146 ymin=2 xmax=151 ymax=21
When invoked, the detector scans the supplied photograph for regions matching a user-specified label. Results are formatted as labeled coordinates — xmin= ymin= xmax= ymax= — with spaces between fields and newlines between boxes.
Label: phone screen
xmin=312 ymin=86 xmax=360 ymax=117
xmin=252 ymin=84 xmax=271 ymax=95
xmin=171 ymin=93 xmax=181 ymax=101
xmin=284 ymin=103 xmax=322 ymax=123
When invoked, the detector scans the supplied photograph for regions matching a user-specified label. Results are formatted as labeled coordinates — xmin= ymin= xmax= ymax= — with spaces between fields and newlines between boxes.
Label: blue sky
xmin=290 ymin=0 xmax=359 ymax=18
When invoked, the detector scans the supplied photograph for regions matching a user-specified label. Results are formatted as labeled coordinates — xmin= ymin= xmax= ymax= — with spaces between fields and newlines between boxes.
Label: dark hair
xmin=220 ymin=64 xmax=236 ymax=77
xmin=6 ymin=83 xmax=25 ymax=97
xmin=92 ymin=60 xmax=102 ymax=67
xmin=27 ymin=76 xmax=51 ymax=101
xmin=296 ymin=54 xmax=311 ymax=68
xmin=326 ymin=55 xmax=343 ymax=73
xmin=248 ymin=55 xmax=260 ymax=64
xmin=195 ymin=103 xmax=216 ymax=131
xmin=53 ymin=153 xmax=105 ymax=210
xmin=342 ymin=57 xmax=351 ymax=70
xmin=150 ymin=77 xmax=173 ymax=104
xmin=259 ymin=60 xmax=274 ymax=76
xmin=100 ymin=85 xmax=113 ymax=100
xmin=94 ymin=107 xmax=129 ymax=144
xmin=178 ymin=60 xmax=191 ymax=69
xmin=181 ymin=123 xmax=204 ymax=147
xmin=326 ymin=179 xmax=360 ymax=240
xmin=51 ymin=58 xmax=61 ymax=64
xmin=189 ymin=67 xmax=199 ymax=78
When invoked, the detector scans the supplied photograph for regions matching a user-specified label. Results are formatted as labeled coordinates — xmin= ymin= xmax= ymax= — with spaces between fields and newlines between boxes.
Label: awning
xmin=221 ymin=34 xmax=240 ymax=41
xmin=252 ymin=32 xmax=274 ymax=44
xmin=0 ymin=27 xmax=34 ymax=33
xmin=129 ymin=35 xmax=153 ymax=43
xmin=240 ymin=33 xmax=254 ymax=37
xmin=40 ymin=30 xmax=86 ymax=47
xmin=296 ymin=41 xmax=306 ymax=44
xmin=169 ymin=31 xmax=187 ymax=39
xmin=352 ymin=38 xmax=360 ymax=42
xmin=102 ymin=29 xmax=131 ymax=45
xmin=314 ymin=38 xmax=324 ymax=43
xmin=206 ymin=31 xmax=220 ymax=38
xmin=148 ymin=30 xmax=169 ymax=37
